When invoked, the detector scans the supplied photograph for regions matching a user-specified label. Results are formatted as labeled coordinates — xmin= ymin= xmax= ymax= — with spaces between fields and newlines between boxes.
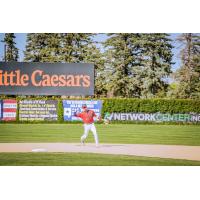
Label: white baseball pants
xmin=81 ymin=123 xmax=99 ymax=145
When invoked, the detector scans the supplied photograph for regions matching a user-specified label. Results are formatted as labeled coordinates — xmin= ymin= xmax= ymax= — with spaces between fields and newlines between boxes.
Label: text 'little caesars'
xmin=0 ymin=70 xmax=90 ymax=87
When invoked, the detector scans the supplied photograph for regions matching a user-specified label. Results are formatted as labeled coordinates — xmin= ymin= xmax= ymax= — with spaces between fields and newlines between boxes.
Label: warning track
xmin=0 ymin=143 xmax=200 ymax=161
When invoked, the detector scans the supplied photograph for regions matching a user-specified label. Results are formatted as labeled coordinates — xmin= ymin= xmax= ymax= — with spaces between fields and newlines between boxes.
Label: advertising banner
xmin=0 ymin=62 xmax=94 ymax=96
xmin=19 ymin=100 xmax=58 ymax=121
xmin=63 ymin=100 xmax=102 ymax=121
xmin=106 ymin=112 xmax=200 ymax=122
xmin=2 ymin=99 xmax=17 ymax=121
xmin=0 ymin=100 xmax=2 ymax=120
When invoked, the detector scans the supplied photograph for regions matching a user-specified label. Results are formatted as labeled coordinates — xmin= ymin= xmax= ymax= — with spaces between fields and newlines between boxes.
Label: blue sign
xmin=63 ymin=100 xmax=102 ymax=121
xmin=0 ymin=100 xmax=2 ymax=120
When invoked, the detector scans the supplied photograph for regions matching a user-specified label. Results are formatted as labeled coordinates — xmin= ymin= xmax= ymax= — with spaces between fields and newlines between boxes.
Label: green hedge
xmin=101 ymin=98 xmax=200 ymax=115
xmin=57 ymin=99 xmax=63 ymax=123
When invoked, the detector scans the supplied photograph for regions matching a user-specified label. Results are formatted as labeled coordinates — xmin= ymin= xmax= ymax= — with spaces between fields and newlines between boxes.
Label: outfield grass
xmin=0 ymin=124 xmax=200 ymax=145
xmin=0 ymin=152 xmax=200 ymax=166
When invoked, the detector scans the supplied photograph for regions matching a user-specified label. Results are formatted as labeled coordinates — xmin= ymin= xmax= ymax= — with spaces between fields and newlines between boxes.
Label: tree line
xmin=1 ymin=33 xmax=200 ymax=99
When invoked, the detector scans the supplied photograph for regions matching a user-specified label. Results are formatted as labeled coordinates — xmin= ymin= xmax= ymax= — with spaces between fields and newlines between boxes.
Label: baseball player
xmin=74 ymin=104 xmax=100 ymax=147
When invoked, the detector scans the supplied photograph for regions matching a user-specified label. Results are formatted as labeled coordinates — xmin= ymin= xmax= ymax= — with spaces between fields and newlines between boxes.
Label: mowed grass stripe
xmin=0 ymin=124 xmax=200 ymax=145
xmin=0 ymin=152 xmax=200 ymax=166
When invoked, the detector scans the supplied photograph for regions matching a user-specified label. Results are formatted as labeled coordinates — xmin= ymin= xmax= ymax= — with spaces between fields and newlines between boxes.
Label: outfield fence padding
xmin=0 ymin=97 xmax=200 ymax=124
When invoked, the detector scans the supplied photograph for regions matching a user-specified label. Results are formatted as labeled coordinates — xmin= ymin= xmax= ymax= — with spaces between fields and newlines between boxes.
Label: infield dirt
xmin=0 ymin=143 xmax=200 ymax=161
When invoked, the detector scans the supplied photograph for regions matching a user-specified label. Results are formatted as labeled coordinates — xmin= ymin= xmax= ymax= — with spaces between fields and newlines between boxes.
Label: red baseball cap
xmin=82 ymin=104 xmax=87 ymax=108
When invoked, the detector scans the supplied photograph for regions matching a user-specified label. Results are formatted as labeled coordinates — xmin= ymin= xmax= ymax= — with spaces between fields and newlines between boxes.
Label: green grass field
xmin=0 ymin=124 xmax=200 ymax=145
xmin=0 ymin=124 xmax=200 ymax=165
xmin=1 ymin=152 xmax=200 ymax=166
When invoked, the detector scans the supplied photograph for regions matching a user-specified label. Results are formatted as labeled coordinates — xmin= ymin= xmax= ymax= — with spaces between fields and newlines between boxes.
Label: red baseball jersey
xmin=75 ymin=110 xmax=96 ymax=124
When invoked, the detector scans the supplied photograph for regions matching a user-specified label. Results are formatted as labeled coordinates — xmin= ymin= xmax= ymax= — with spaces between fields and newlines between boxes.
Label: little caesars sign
xmin=0 ymin=62 xmax=94 ymax=96
xmin=107 ymin=113 xmax=200 ymax=122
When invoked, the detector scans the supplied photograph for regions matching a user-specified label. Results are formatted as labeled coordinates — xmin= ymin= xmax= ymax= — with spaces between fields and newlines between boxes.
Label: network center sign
xmin=107 ymin=113 xmax=200 ymax=122
xmin=0 ymin=62 xmax=94 ymax=96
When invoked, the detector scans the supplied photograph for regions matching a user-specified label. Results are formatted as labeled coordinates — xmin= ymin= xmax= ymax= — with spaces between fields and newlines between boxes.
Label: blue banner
xmin=0 ymin=100 xmax=2 ymax=120
xmin=63 ymin=100 xmax=102 ymax=121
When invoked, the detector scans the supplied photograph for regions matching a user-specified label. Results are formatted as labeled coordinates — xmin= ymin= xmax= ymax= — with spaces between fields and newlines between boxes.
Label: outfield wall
xmin=0 ymin=98 xmax=200 ymax=124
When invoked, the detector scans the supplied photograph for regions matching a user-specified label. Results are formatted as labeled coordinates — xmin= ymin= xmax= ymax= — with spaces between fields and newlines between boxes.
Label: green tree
xmin=24 ymin=33 xmax=105 ymax=96
xmin=136 ymin=33 xmax=173 ymax=98
xmin=24 ymin=33 xmax=61 ymax=62
xmin=59 ymin=33 xmax=92 ymax=62
xmin=192 ymin=55 xmax=200 ymax=98
xmin=104 ymin=33 xmax=173 ymax=98
xmin=60 ymin=33 xmax=105 ymax=96
xmin=104 ymin=33 xmax=142 ymax=97
xmin=1 ymin=33 xmax=19 ymax=61
xmin=174 ymin=33 xmax=200 ymax=99
xmin=81 ymin=34 xmax=106 ymax=97
xmin=24 ymin=33 xmax=103 ymax=63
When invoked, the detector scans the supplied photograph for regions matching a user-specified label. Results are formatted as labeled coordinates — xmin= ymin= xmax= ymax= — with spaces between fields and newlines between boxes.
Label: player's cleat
xmin=95 ymin=144 xmax=99 ymax=148
xmin=81 ymin=139 xmax=85 ymax=146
